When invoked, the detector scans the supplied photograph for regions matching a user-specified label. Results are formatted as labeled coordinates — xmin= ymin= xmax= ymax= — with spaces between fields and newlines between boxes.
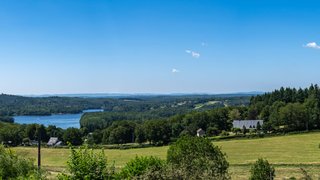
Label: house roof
xmin=47 ymin=137 xmax=59 ymax=145
xmin=232 ymin=120 xmax=263 ymax=128
xmin=197 ymin=128 xmax=205 ymax=133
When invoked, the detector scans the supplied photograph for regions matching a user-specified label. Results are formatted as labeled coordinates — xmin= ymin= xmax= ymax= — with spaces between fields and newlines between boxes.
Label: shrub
xmin=118 ymin=156 xmax=165 ymax=179
xmin=231 ymin=127 xmax=241 ymax=135
xmin=58 ymin=145 xmax=115 ymax=180
xmin=0 ymin=145 xmax=40 ymax=179
xmin=167 ymin=136 xmax=230 ymax=179
xmin=207 ymin=127 xmax=220 ymax=136
xmin=249 ymin=158 xmax=275 ymax=180
xmin=138 ymin=164 xmax=184 ymax=180
xmin=219 ymin=130 xmax=230 ymax=137
xmin=299 ymin=168 xmax=312 ymax=180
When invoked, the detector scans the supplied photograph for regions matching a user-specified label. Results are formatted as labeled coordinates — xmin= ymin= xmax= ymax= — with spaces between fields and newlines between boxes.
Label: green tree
xmin=207 ymin=126 xmax=220 ymax=136
xmin=25 ymin=124 xmax=37 ymax=140
xmin=242 ymin=125 xmax=247 ymax=135
xmin=134 ymin=125 xmax=146 ymax=144
xmin=257 ymin=121 xmax=261 ymax=131
xmin=108 ymin=126 xmax=132 ymax=144
xmin=63 ymin=128 xmax=83 ymax=146
xmin=231 ymin=127 xmax=241 ymax=135
xmin=58 ymin=145 xmax=115 ymax=180
xmin=0 ymin=123 xmax=24 ymax=146
xmin=167 ymin=136 xmax=229 ymax=179
xmin=36 ymin=124 xmax=49 ymax=142
xmin=0 ymin=145 xmax=39 ymax=179
xmin=279 ymin=103 xmax=307 ymax=131
xmin=144 ymin=120 xmax=171 ymax=145
xmin=228 ymin=109 xmax=241 ymax=120
xmin=303 ymin=96 xmax=320 ymax=130
xmin=249 ymin=158 xmax=275 ymax=180
xmin=46 ymin=125 xmax=64 ymax=140
xmin=91 ymin=130 xmax=103 ymax=144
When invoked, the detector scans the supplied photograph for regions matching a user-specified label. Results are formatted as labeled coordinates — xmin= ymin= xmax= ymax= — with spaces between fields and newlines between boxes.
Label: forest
xmin=1 ymin=85 xmax=320 ymax=146
xmin=0 ymin=94 xmax=251 ymax=146
xmin=0 ymin=93 xmax=250 ymax=117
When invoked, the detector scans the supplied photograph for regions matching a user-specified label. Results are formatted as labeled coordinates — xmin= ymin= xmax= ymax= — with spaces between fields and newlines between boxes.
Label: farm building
xmin=232 ymin=120 xmax=263 ymax=129
xmin=47 ymin=137 xmax=61 ymax=146
xmin=196 ymin=128 xmax=205 ymax=137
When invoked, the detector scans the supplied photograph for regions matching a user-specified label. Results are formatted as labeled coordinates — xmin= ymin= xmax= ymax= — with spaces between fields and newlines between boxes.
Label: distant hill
xmin=0 ymin=93 xmax=253 ymax=117
xmin=22 ymin=91 xmax=264 ymax=98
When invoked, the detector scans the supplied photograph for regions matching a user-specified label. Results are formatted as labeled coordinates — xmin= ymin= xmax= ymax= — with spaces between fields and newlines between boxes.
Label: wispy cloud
xmin=172 ymin=68 xmax=180 ymax=73
xmin=185 ymin=50 xmax=200 ymax=58
xmin=201 ymin=42 xmax=208 ymax=46
xmin=304 ymin=42 xmax=320 ymax=49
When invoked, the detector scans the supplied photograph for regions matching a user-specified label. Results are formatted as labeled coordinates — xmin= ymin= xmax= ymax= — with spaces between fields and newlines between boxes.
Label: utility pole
xmin=38 ymin=129 xmax=41 ymax=170
xmin=132 ymin=131 xmax=135 ymax=143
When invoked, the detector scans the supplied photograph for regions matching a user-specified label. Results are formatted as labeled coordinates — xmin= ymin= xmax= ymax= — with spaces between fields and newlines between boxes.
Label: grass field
xmin=11 ymin=132 xmax=320 ymax=179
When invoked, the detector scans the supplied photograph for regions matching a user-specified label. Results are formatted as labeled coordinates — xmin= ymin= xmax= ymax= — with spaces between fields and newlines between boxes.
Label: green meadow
xmin=12 ymin=132 xmax=320 ymax=179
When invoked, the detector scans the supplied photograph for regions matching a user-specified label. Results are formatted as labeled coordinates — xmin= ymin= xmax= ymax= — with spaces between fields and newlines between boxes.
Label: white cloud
xmin=191 ymin=51 xmax=200 ymax=58
xmin=185 ymin=50 xmax=200 ymax=58
xmin=201 ymin=42 xmax=208 ymax=46
xmin=172 ymin=68 xmax=180 ymax=73
xmin=304 ymin=42 xmax=320 ymax=49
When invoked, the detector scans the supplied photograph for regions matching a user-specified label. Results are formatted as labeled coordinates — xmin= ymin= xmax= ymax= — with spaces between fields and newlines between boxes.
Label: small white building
xmin=196 ymin=128 xmax=205 ymax=137
xmin=232 ymin=120 xmax=263 ymax=129
xmin=47 ymin=137 xmax=59 ymax=146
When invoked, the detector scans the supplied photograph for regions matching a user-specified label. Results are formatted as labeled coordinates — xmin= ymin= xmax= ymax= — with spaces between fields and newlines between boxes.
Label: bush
xmin=219 ymin=130 xmax=230 ymax=137
xmin=58 ymin=145 xmax=115 ymax=180
xmin=207 ymin=127 xmax=220 ymax=136
xmin=249 ymin=158 xmax=275 ymax=180
xmin=117 ymin=156 xmax=165 ymax=179
xmin=138 ymin=164 xmax=186 ymax=180
xmin=299 ymin=168 xmax=312 ymax=180
xmin=167 ymin=136 xmax=230 ymax=179
xmin=0 ymin=145 xmax=40 ymax=179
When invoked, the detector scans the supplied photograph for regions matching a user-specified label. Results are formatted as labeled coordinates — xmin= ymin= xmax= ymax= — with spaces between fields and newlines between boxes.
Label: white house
xmin=47 ymin=137 xmax=59 ymax=146
xmin=232 ymin=120 xmax=263 ymax=129
xmin=196 ymin=128 xmax=205 ymax=137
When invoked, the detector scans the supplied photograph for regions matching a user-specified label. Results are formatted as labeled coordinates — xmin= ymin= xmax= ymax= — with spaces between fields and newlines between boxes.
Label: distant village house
xmin=47 ymin=137 xmax=62 ymax=147
xmin=196 ymin=128 xmax=205 ymax=137
xmin=232 ymin=120 xmax=263 ymax=129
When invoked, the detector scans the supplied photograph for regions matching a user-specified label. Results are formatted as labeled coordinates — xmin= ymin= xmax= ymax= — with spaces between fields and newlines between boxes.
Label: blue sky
xmin=1 ymin=0 xmax=320 ymax=94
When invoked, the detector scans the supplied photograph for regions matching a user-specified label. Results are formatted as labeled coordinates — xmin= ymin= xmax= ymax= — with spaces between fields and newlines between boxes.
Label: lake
xmin=14 ymin=109 xmax=103 ymax=129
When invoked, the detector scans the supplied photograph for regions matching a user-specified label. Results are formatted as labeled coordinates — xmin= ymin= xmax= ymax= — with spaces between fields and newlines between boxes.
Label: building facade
xmin=232 ymin=120 xmax=263 ymax=129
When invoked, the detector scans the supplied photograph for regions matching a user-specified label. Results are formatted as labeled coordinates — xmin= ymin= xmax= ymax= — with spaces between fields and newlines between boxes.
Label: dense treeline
xmin=0 ymin=94 xmax=251 ymax=146
xmin=81 ymin=106 xmax=244 ymax=145
xmin=80 ymin=95 xmax=250 ymax=132
xmin=0 ymin=94 xmax=105 ymax=116
xmin=79 ymin=84 xmax=320 ymax=146
xmin=0 ymin=122 xmax=64 ymax=146
xmin=4 ymin=85 xmax=320 ymax=146
xmin=249 ymin=84 xmax=320 ymax=132
xmin=0 ymin=108 xmax=234 ymax=146
xmin=0 ymin=94 xmax=250 ymax=124
xmin=0 ymin=106 xmax=247 ymax=146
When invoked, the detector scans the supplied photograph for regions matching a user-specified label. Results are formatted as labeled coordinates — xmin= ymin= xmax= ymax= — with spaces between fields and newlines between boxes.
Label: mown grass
xmin=11 ymin=132 xmax=320 ymax=179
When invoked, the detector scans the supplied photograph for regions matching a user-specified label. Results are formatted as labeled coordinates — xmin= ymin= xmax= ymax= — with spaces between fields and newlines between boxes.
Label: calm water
xmin=14 ymin=109 xmax=103 ymax=129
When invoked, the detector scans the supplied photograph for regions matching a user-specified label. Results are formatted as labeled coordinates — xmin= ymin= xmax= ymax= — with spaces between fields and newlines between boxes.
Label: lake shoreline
xmin=13 ymin=109 xmax=103 ymax=129
xmin=13 ymin=108 xmax=104 ymax=117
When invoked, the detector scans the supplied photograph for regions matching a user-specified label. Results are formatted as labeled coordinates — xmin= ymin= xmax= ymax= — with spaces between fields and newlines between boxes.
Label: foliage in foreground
xmin=249 ymin=158 xmax=275 ymax=180
xmin=117 ymin=156 xmax=165 ymax=179
xmin=0 ymin=145 xmax=41 ymax=179
xmin=58 ymin=145 xmax=115 ymax=180
xmin=166 ymin=136 xmax=230 ymax=180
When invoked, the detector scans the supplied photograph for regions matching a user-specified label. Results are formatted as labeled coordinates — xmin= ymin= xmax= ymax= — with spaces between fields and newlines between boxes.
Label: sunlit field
xmin=11 ymin=132 xmax=320 ymax=179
